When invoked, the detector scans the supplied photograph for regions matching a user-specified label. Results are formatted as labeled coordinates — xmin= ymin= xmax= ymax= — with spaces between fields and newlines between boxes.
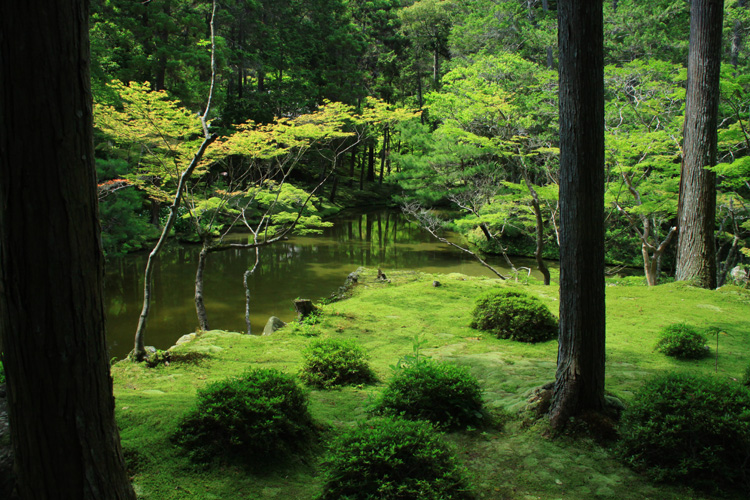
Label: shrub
xmin=654 ymin=323 xmax=709 ymax=359
xmin=374 ymin=358 xmax=485 ymax=430
xmin=173 ymin=368 xmax=315 ymax=464
xmin=742 ymin=364 xmax=750 ymax=388
xmin=0 ymin=359 xmax=4 ymax=385
xmin=299 ymin=338 xmax=376 ymax=389
xmin=318 ymin=417 xmax=475 ymax=500
xmin=470 ymin=288 xmax=557 ymax=342
xmin=619 ymin=372 xmax=750 ymax=492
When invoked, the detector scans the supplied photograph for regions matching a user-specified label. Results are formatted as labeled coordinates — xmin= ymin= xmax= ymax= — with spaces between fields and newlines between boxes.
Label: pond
xmin=104 ymin=210 xmax=551 ymax=359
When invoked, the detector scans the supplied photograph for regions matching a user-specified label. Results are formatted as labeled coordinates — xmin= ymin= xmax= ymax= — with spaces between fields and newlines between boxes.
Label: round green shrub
xmin=654 ymin=323 xmax=709 ymax=359
xmin=318 ymin=417 xmax=475 ymax=500
xmin=469 ymin=288 xmax=557 ymax=342
xmin=374 ymin=358 xmax=485 ymax=430
xmin=173 ymin=368 xmax=315 ymax=464
xmin=299 ymin=338 xmax=376 ymax=389
xmin=619 ymin=372 xmax=750 ymax=492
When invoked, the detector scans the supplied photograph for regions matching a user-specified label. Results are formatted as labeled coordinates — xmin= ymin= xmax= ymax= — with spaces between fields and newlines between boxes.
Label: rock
xmin=293 ymin=299 xmax=317 ymax=320
xmin=263 ymin=316 xmax=286 ymax=336
xmin=730 ymin=265 xmax=748 ymax=285
xmin=173 ymin=333 xmax=197 ymax=346
xmin=432 ymin=280 xmax=441 ymax=287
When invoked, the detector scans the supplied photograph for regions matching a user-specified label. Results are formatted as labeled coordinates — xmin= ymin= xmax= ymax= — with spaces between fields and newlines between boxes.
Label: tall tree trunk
xmin=542 ymin=0 xmax=555 ymax=69
xmin=367 ymin=140 xmax=376 ymax=182
xmin=549 ymin=0 xmax=606 ymax=430
xmin=195 ymin=239 xmax=211 ymax=331
xmin=675 ymin=0 xmax=724 ymax=289
xmin=0 ymin=1 xmax=137 ymax=497
xmin=731 ymin=0 xmax=746 ymax=69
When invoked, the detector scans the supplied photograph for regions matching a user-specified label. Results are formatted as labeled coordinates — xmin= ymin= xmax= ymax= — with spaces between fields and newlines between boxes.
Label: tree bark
xmin=0 ymin=1 xmax=136 ymax=497
xmin=731 ymin=0 xmax=746 ymax=69
xmin=675 ymin=0 xmax=724 ymax=289
xmin=549 ymin=0 xmax=607 ymax=429
xmin=522 ymin=171 xmax=551 ymax=285
xmin=195 ymin=239 xmax=210 ymax=331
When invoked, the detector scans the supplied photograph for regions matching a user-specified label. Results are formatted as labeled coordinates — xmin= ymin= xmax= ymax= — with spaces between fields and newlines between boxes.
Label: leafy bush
xmin=470 ymin=288 xmax=557 ymax=342
xmin=654 ymin=323 xmax=709 ymax=359
xmin=619 ymin=372 xmax=750 ymax=492
xmin=374 ymin=358 xmax=485 ymax=430
xmin=173 ymin=368 xmax=315 ymax=464
xmin=299 ymin=338 xmax=376 ymax=389
xmin=742 ymin=364 xmax=750 ymax=388
xmin=290 ymin=312 xmax=322 ymax=337
xmin=318 ymin=417 xmax=475 ymax=500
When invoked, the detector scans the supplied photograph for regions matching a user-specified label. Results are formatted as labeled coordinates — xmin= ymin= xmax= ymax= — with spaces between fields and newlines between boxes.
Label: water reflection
xmin=104 ymin=210 xmax=550 ymax=358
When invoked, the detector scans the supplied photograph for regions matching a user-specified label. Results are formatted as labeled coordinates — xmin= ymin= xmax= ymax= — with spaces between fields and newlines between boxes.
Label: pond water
xmin=104 ymin=210 xmax=551 ymax=359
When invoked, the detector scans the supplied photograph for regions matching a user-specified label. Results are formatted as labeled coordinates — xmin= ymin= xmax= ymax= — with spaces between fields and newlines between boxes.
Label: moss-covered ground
xmin=112 ymin=269 xmax=750 ymax=499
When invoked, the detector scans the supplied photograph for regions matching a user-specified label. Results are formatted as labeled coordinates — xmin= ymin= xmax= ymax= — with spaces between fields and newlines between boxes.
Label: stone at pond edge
xmin=173 ymin=333 xmax=197 ymax=347
xmin=263 ymin=316 xmax=286 ymax=336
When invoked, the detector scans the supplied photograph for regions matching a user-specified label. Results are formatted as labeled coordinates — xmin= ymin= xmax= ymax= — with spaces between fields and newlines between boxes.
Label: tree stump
xmin=293 ymin=299 xmax=317 ymax=320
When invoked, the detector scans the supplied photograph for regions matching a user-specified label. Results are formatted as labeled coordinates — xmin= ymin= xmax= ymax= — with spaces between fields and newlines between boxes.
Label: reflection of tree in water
xmin=104 ymin=210 xmax=548 ymax=358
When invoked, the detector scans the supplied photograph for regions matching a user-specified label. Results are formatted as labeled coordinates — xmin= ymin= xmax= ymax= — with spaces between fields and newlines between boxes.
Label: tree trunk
xmin=731 ymin=0 xmax=746 ymax=69
xmin=675 ymin=0 xmax=723 ymax=289
xmin=549 ymin=0 xmax=607 ymax=430
xmin=0 ymin=1 xmax=137 ymax=497
xmin=367 ymin=140 xmax=376 ymax=182
xmin=195 ymin=239 xmax=211 ymax=331
xmin=522 ymin=172 xmax=551 ymax=285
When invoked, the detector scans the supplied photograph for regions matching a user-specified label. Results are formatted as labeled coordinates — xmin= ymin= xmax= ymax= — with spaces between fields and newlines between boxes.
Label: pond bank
xmin=113 ymin=269 xmax=750 ymax=499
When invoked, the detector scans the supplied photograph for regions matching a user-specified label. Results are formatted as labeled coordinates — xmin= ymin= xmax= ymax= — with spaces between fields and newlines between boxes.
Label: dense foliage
xmin=618 ymin=372 xmax=750 ymax=492
xmin=654 ymin=323 xmax=710 ymax=359
xmin=173 ymin=368 xmax=315 ymax=464
xmin=90 ymin=0 xmax=750 ymax=277
xmin=374 ymin=358 xmax=485 ymax=430
xmin=470 ymin=288 xmax=558 ymax=342
xmin=299 ymin=338 xmax=376 ymax=389
xmin=317 ymin=416 xmax=475 ymax=500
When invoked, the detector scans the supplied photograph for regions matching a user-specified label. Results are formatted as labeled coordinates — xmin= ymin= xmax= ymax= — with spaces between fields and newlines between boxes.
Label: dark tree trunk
xmin=0 ymin=1 xmax=136 ymax=497
xmin=549 ymin=0 xmax=606 ymax=430
xmin=675 ymin=0 xmax=723 ymax=289
xmin=349 ymin=145 xmax=357 ymax=179
xmin=195 ymin=239 xmax=210 ymax=331
xmin=379 ymin=127 xmax=389 ymax=184
xmin=367 ymin=140 xmax=376 ymax=182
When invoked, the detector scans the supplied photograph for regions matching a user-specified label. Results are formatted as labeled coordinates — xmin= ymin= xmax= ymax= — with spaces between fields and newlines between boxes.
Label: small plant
xmin=145 ymin=349 xmax=170 ymax=368
xmin=173 ymin=368 xmax=315 ymax=464
xmin=0 ymin=358 xmax=4 ymax=385
xmin=654 ymin=323 xmax=709 ymax=359
xmin=290 ymin=312 xmax=322 ymax=337
xmin=299 ymin=338 xmax=376 ymax=389
xmin=742 ymin=364 xmax=750 ymax=387
xmin=618 ymin=372 xmax=750 ymax=492
xmin=470 ymin=288 xmax=557 ymax=342
xmin=374 ymin=358 xmax=486 ymax=430
xmin=317 ymin=417 xmax=475 ymax=500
